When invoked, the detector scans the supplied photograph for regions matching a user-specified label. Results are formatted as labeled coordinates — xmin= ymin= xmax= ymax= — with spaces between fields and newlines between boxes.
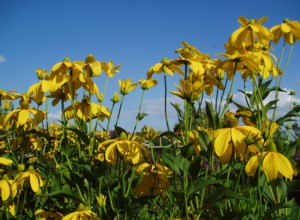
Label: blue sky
xmin=1 ymin=0 xmax=300 ymax=131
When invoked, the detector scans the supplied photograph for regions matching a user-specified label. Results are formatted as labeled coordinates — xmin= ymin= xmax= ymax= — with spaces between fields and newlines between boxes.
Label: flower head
xmin=271 ymin=18 xmax=300 ymax=44
xmin=245 ymin=148 xmax=293 ymax=181
xmin=15 ymin=166 xmax=44 ymax=193
xmin=147 ymin=57 xmax=184 ymax=78
xmin=214 ymin=113 xmax=261 ymax=164
xmin=133 ymin=162 xmax=172 ymax=197
xmin=229 ymin=16 xmax=273 ymax=46
xmin=62 ymin=204 xmax=99 ymax=220
xmin=101 ymin=133 xmax=148 ymax=166
xmin=118 ymin=78 xmax=138 ymax=95
xmin=139 ymin=78 xmax=158 ymax=90
xmin=64 ymin=96 xmax=110 ymax=122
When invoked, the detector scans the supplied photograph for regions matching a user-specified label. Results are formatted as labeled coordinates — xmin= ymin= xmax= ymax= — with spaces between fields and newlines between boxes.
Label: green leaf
xmin=205 ymin=101 xmax=219 ymax=130
xmin=206 ymin=187 xmax=250 ymax=205
xmin=47 ymin=189 xmax=84 ymax=204
xmin=276 ymin=105 xmax=300 ymax=125
xmin=187 ymin=178 xmax=222 ymax=197
xmin=161 ymin=153 xmax=181 ymax=174
xmin=136 ymin=112 xmax=148 ymax=121
xmin=262 ymin=99 xmax=278 ymax=117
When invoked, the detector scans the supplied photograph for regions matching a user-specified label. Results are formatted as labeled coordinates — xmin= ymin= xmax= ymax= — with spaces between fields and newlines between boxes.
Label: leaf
xmin=262 ymin=99 xmax=278 ymax=117
xmin=206 ymin=187 xmax=250 ymax=205
xmin=205 ymin=101 xmax=219 ymax=130
xmin=47 ymin=189 xmax=84 ymax=204
xmin=114 ymin=125 xmax=128 ymax=137
xmin=276 ymin=105 xmax=300 ymax=125
xmin=136 ymin=112 xmax=148 ymax=121
xmin=161 ymin=153 xmax=181 ymax=174
xmin=187 ymin=178 xmax=222 ymax=197
xmin=75 ymin=117 xmax=88 ymax=135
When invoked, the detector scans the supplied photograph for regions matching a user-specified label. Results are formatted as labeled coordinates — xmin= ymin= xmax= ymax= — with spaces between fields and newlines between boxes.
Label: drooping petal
xmin=245 ymin=155 xmax=259 ymax=177
xmin=18 ymin=109 xmax=30 ymax=126
xmin=214 ymin=128 xmax=232 ymax=157
xmin=275 ymin=152 xmax=293 ymax=180
xmin=30 ymin=173 xmax=40 ymax=192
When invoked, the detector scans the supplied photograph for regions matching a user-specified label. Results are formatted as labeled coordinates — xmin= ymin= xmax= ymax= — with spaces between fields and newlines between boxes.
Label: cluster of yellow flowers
xmin=0 ymin=16 xmax=299 ymax=219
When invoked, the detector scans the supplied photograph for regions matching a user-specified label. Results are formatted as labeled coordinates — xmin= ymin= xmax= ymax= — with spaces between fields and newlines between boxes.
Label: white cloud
xmin=229 ymin=88 xmax=300 ymax=120
xmin=0 ymin=55 xmax=6 ymax=63
xmin=47 ymin=110 xmax=62 ymax=120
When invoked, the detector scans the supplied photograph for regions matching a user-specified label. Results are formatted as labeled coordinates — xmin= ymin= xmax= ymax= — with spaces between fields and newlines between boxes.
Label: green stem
xmin=164 ymin=73 xmax=170 ymax=131
xmin=115 ymin=94 xmax=125 ymax=127
xmin=220 ymin=61 xmax=237 ymax=118
xmin=132 ymin=89 xmax=145 ymax=136
xmin=106 ymin=102 xmax=116 ymax=131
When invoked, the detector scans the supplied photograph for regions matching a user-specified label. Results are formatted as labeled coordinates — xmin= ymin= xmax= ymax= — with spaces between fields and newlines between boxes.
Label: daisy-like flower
xmin=83 ymin=54 xmax=102 ymax=77
xmin=271 ymin=18 xmax=300 ymax=44
xmin=27 ymin=69 xmax=50 ymax=105
xmin=100 ymin=132 xmax=148 ymax=166
xmin=64 ymin=96 xmax=110 ymax=122
xmin=175 ymin=41 xmax=210 ymax=75
xmin=101 ymin=60 xmax=121 ymax=78
xmin=35 ymin=209 xmax=63 ymax=220
xmin=213 ymin=112 xmax=261 ymax=164
xmin=170 ymin=77 xmax=209 ymax=101
xmin=14 ymin=165 xmax=44 ymax=193
xmin=3 ymin=93 xmax=45 ymax=128
xmin=138 ymin=78 xmax=158 ymax=90
xmin=62 ymin=204 xmax=99 ymax=220
xmin=229 ymin=16 xmax=273 ymax=46
xmin=118 ymin=78 xmax=138 ymax=95
xmin=0 ymin=174 xmax=18 ymax=201
xmin=245 ymin=145 xmax=293 ymax=181
xmin=147 ymin=57 xmax=184 ymax=79
xmin=0 ymin=89 xmax=21 ymax=101
xmin=133 ymin=162 xmax=172 ymax=197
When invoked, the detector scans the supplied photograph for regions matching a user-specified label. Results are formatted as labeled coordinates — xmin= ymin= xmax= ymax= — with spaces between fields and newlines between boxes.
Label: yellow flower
xmin=0 ymin=175 xmax=18 ymax=201
xmin=3 ymin=93 xmax=45 ymax=128
xmin=27 ymin=79 xmax=50 ymax=105
xmin=229 ymin=16 xmax=273 ymax=46
xmin=271 ymin=18 xmax=300 ymax=44
xmin=64 ymin=96 xmax=110 ymax=122
xmin=245 ymin=149 xmax=293 ymax=181
xmin=35 ymin=209 xmax=63 ymax=220
xmin=188 ymin=130 xmax=201 ymax=155
xmin=101 ymin=134 xmax=147 ymax=166
xmin=147 ymin=57 xmax=184 ymax=78
xmin=0 ymin=89 xmax=21 ymax=100
xmin=36 ymin=68 xmax=48 ymax=80
xmin=170 ymin=78 xmax=209 ymax=101
xmin=83 ymin=54 xmax=102 ymax=77
xmin=219 ymin=43 xmax=261 ymax=80
xmin=62 ymin=204 xmax=99 ymax=220
xmin=102 ymin=60 xmax=121 ymax=78
xmin=175 ymin=42 xmax=210 ymax=75
xmin=214 ymin=115 xmax=261 ymax=164
xmin=0 ymin=157 xmax=13 ymax=166
xmin=15 ymin=166 xmax=44 ymax=193
xmin=138 ymin=78 xmax=158 ymax=90
xmin=118 ymin=78 xmax=138 ymax=95
xmin=50 ymin=57 xmax=72 ymax=77
xmin=133 ymin=162 xmax=172 ymax=197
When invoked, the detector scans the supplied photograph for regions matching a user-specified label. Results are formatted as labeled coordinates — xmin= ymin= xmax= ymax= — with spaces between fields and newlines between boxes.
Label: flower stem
xmin=132 ymin=89 xmax=145 ymax=136
xmin=164 ymin=73 xmax=170 ymax=131
xmin=115 ymin=94 xmax=125 ymax=127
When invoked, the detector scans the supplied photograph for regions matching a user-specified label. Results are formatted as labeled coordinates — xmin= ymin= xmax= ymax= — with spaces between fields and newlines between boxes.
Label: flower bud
xmin=111 ymin=92 xmax=120 ymax=103
xmin=85 ymin=54 xmax=96 ymax=63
